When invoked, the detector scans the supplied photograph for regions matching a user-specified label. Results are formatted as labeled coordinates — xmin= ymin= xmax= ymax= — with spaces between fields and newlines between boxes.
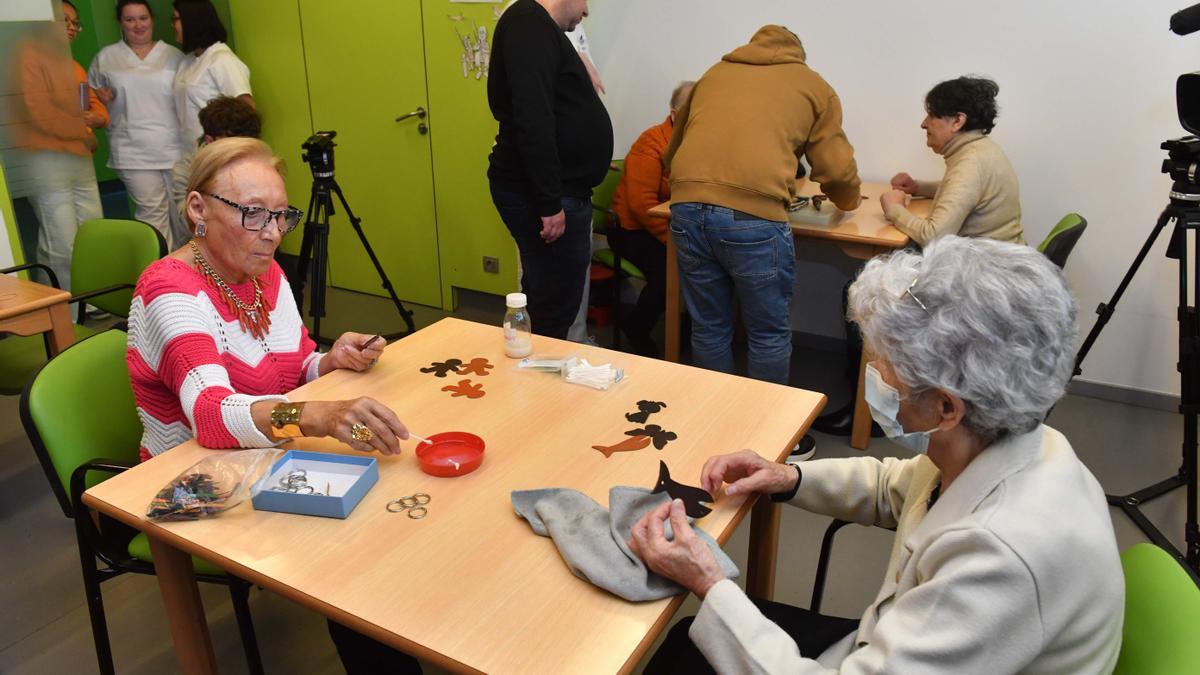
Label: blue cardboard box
xmin=251 ymin=450 xmax=378 ymax=519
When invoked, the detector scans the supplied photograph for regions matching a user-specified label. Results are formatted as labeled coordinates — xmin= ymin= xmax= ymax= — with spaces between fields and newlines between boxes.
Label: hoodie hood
xmin=722 ymin=25 xmax=807 ymax=66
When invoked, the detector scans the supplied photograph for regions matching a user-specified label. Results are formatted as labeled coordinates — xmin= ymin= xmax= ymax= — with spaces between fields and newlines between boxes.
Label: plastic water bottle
xmin=503 ymin=292 xmax=532 ymax=358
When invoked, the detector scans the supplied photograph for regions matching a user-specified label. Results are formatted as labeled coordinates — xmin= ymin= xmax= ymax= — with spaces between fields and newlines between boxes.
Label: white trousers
xmin=26 ymin=150 xmax=103 ymax=291
xmin=118 ymin=168 xmax=180 ymax=249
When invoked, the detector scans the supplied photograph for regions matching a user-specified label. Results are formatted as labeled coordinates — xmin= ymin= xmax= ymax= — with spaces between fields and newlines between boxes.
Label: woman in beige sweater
xmin=882 ymin=76 xmax=1025 ymax=246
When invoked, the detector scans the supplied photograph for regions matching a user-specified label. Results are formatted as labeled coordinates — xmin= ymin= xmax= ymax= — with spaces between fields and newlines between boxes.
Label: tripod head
xmin=301 ymin=131 xmax=337 ymax=180
xmin=1162 ymin=136 xmax=1200 ymax=208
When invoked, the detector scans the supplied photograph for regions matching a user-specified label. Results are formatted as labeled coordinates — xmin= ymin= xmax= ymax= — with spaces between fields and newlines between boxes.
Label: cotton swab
xmin=409 ymin=433 xmax=434 ymax=446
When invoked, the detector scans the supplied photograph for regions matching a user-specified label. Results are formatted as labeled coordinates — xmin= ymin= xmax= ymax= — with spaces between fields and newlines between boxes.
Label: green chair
xmin=1037 ymin=213 xmax=1087 ymax=269
xmin=0 ymin=218 xmax=165 ymax=395
xmin=19 ymin=330 xmax=263 ymax=675
xmin=590 ymin=160 xmax=648 ymax=350
xmin=1114 ymin=543 xmax=1200 ymax=674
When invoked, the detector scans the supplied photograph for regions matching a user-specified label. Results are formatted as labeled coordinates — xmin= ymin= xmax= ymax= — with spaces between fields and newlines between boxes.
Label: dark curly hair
xmin=924 ymin=76 xmax=1000 ymax=135
xmin=173 ymin=0 xmax=227 ymax=54
xmin=198 ymin=96 xmax=261 ymax=140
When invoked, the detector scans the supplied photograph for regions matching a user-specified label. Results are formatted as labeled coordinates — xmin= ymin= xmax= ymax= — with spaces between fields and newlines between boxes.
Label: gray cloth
xmin=511 ymin=486 xmax=740 ymax=601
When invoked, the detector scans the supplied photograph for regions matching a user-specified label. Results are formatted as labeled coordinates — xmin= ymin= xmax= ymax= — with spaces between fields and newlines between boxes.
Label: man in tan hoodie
xmin=664 ymin=25 xmax=860 ymax=385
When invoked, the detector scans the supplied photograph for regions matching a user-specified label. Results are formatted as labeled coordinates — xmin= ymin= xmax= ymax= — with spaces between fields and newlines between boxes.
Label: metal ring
xmin=407 ymin=506 xmax=428 ymax=519
xmin=287 ymin=469 xmax=307 ymax=479
xmin=410 ymin=493 xmax=431 ymax=505
xmin=350 ymin=422 xmax=374 ymax=443
xmin=295 ymin=485 xmax=315 ymax=494
xmin=386 ymin=499 xmax=410 ymax=512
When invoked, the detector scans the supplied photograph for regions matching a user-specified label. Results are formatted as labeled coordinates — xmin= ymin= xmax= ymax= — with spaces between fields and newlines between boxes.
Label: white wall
xmin=587 ymin=0 xmax=1200 ymax=397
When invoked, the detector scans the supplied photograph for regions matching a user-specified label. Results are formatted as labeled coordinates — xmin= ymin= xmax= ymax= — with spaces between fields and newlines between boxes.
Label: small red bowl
xmin=416 ymin=432 xmax=485 ymax=477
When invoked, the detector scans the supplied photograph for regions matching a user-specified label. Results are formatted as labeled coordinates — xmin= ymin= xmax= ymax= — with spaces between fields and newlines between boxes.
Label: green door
xmin=298 ymin=0 xmax=441 ymax=307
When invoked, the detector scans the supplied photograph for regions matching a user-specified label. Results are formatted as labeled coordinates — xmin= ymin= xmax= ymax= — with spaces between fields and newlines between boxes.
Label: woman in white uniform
xmin=169 ymin=0 xmax=253 ymax=246
xmin=89 ymin=0 xmax=185 ymax=246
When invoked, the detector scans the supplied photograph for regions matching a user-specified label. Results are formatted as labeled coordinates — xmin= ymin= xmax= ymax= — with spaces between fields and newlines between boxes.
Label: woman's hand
xmin=890 ymin=172 xmax=918 ymax=194
xmin=319 ymin=332 xmax=386 ymax=375
xmin=302 ymin=397 xmax=408 ymax=455
xmin=95 ymin=87 xmax=115 ymax=105
xmin=629 ymin=499 xmax=726 ymax=598
xmin=699 ymin=450 xmax=797 ymax=497
xmin=880 ymin=189 xmax=907 ymax=213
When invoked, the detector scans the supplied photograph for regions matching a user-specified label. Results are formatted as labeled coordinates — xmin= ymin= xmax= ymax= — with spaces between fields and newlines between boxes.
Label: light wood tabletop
xmin=0 ymin=272 xmax=75 ymax=357
xmin=83 ymin=317 xmax=825 ymax=674
xmin=653 ymin=182 xmax=931 ymax=451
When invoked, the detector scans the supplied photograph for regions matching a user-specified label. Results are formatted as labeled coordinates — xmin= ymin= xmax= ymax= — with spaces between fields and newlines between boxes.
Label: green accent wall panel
xmin=227 ymin=0 xmax=312 ymax=257
xmin=423 ymin=0 xmax=519 ymax=307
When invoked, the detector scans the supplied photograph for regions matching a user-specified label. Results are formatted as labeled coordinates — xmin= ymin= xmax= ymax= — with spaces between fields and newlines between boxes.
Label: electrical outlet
xmin=483 ymin=256 xmax=500 ymax=274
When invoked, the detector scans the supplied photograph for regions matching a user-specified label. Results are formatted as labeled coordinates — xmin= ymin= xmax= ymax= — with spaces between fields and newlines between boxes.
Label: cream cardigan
xmin=690 ymin=425 xmax=1124 ymax=674
xmin=884 ymin=130 xmax=1025 ymax=246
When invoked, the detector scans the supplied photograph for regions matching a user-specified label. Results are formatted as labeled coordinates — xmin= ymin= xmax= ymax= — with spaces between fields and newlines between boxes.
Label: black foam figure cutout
xmin=625 ymin=400 xmax=667 ymax=424
xmin=420 ymin=358 xmax=463 ymax=377
xmin=652 ymin=461 xmax=713 ymax=518
xmin=626 ymin=424 xmax=677 ymax=450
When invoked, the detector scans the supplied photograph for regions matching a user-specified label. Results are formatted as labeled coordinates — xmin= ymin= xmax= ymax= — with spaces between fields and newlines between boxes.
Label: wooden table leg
xmin=665 ymin=233 xmax=681 ymax=363
xmin=850 ymin=348 xmax=872 ymax=450
xmin=147 ymin=535 xmax=218 ymax=675
xmin=745 ymin=495 xmax=781 ymax=601
xmin=45 ymin=302 xmax=75 ymax=356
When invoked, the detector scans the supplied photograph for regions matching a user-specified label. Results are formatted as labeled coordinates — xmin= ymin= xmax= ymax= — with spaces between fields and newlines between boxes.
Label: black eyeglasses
xmin=206 ymin=193 xmax=303 ymax=233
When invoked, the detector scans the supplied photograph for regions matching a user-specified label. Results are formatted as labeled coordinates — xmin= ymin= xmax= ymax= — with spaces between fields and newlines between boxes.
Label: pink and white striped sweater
xmin=127 ymin=257 xmax=324 ymax=460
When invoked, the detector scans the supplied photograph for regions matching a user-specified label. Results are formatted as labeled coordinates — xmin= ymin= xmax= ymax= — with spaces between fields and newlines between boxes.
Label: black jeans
xmin=606 ymin=219 xmax=668 ymax=344
xmin=490 ymin=185 xmax=593 ymax=340
xmin=643 ymin=597 xmax=859 ymax=674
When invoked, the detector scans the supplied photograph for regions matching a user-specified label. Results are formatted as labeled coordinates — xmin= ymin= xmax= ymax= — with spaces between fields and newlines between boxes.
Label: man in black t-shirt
xmin=487 ymin=0 xmax=613 ymax=339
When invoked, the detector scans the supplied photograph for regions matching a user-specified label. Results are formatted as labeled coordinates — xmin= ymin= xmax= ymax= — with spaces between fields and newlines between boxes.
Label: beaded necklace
xmin=189 ymin=240 xmax=272 ymax=340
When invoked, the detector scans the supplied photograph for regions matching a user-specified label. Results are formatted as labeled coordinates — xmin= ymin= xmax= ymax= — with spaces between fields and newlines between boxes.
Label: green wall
xmin=0 ymin=162 xmax=24 ymax=268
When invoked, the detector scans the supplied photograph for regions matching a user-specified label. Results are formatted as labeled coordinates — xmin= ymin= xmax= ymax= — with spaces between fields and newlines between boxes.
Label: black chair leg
xmin=612 ymin=251 xmax=623 ymax=351
xmin=229 ymin=578 xmax=264 ymax=675
xmin=810 ymin=519 xmax=853 ymax=614
xmin=74 ymin=519 xmax=116 ymax=675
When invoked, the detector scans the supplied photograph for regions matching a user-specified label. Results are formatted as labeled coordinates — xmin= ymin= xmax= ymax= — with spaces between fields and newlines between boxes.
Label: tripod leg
xmin=292 ymin=190 xmax=320 ymax=308
xmin=330 ymin=181 xmax=416 ymax=335
xmin=1187 ymin=229 xmax=1200 ymax=570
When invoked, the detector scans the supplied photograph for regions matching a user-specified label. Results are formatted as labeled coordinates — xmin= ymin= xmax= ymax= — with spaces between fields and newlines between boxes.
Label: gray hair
xmin=848 ymin=236 xmax=1077 ymax=444
xmin=669 ymin=81 xmax=696 ymax=111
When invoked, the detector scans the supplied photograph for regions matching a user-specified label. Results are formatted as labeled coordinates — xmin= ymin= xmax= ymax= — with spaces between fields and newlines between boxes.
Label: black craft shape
xmin=625 ymin=400 xmax=667 ymax=424
xmin=420 ymin=358 xmax=463 ymax=377
xmin=626 ymin=424 xmax=677 ymax=450
xmin=652 ymin=460 xmax=713 ymax=518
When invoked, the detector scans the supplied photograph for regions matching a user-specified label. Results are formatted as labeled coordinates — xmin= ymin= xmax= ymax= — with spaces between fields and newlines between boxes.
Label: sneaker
xmin=85 ymin=304 xmax=112 ymax=320
xmin=786 ymin=435 xmax=817 ymax=464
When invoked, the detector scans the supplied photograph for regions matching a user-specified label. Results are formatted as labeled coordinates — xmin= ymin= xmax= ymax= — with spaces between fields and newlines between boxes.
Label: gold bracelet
xmin=270 ymin=402 xmax=306 ymax=440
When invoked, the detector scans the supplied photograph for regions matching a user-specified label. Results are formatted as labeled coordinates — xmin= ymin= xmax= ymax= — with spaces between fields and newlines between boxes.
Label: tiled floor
xmin=0 ymin=287 xmax=1189 ymax=674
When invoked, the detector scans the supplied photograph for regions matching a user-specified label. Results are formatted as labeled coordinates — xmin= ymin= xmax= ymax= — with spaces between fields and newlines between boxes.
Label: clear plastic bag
xmin=516 ymin=353 xmax=626 ymax=390
xmin=146 ymin=448 xmax=282 ymax=521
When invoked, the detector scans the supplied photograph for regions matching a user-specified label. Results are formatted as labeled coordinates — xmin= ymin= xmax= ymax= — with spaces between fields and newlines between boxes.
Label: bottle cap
xmin=506 ymin=292 xmax=527 ymax=308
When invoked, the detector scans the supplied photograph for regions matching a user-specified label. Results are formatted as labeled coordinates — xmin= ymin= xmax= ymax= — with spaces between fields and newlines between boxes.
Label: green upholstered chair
xmin=590 ymin=160 xmax=648 ymax=350
xmin=0 ymin=218 xmax=165 ymax=395
xmin=19 ymin=330 xmax=262 ymax=675
xmin=1113 ymin=543 xmax=1200 ymax=674
xmin=1037 ymin=213 xmax=1087 ymax=269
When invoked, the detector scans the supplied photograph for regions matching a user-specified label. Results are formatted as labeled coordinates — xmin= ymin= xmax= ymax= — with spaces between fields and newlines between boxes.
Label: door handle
xmin=395 ymin=107 xmax=426 ymax=123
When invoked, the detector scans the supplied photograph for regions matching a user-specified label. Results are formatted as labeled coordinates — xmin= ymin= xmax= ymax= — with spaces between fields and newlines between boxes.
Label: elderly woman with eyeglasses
xmin=127 ymin=137 xmax=422 ymax=673
xmin=633 ymin=236 xmax=1124 ymax=674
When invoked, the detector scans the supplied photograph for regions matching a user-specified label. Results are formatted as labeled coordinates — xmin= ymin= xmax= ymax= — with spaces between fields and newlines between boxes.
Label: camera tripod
xmin=292 ymin=173 xmax=416 ymax=345
xmin=1071 ymin=147 xmax=1200 ymax=581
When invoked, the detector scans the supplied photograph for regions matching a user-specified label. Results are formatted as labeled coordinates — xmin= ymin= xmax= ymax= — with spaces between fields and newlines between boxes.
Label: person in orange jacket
xmin=608 ymin=80 xmax=694 ymax=356
xmin=11 ymin=0 xmax=108 ymax=291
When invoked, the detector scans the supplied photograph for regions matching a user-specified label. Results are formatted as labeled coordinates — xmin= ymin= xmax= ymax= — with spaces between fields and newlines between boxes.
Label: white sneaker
xmin=787 ymin=435 xmax=817 ymax=464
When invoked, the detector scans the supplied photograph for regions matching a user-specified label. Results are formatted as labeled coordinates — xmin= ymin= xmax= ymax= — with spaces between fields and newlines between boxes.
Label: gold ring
xmin=407 ymin=506 xmax=428 ymax=519
xmin=350 ymin=422 xmax=374 ymax=443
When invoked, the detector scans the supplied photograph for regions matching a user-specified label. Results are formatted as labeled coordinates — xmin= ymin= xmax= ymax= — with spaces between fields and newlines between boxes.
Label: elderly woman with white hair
xmin=632 ymin=236 xmax=1124 ymax=674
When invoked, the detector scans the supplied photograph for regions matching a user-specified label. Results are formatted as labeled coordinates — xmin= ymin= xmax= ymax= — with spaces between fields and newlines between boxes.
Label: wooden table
xmin=83 ymin=318 xmax=824 ymax=674
xmin=0 ymin=272 xmax=75 ymax=356
xmin=651 ymin=182 xmax=931 ymax=450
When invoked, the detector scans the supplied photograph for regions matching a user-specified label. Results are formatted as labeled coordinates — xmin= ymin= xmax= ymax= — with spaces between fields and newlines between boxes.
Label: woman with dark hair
xmin=881 ymin=76 xmax=1024 ymax=246
xmin=170 ymin=0 xmax=254 ymax=246
xmin=88 ymin=0 xmax=185 ymax=246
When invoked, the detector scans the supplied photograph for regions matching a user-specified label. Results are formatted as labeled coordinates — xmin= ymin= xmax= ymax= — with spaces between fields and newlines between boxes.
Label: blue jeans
xmin=490 ymin=185 xmax=593 ymax=339
xmin=669 ymin=203 xmax=795 ymax=384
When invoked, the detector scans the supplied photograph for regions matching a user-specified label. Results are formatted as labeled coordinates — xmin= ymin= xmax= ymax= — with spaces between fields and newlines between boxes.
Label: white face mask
xmin=864 ymin=363 xmax=938 ymax=454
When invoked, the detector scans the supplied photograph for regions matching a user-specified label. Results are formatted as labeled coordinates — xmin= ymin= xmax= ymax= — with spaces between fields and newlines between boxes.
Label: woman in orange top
xmin=609 ymin=80 xmax=694 ymax=356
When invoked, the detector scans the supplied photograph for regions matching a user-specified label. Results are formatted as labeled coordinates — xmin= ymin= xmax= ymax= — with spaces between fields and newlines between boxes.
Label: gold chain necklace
xmin=189 ymin=240 xmax=272 ymax=340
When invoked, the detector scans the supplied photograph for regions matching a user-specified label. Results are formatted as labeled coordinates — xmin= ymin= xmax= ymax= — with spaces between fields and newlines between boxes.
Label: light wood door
xmin=299 ymin=0 xmax=441 ymax=307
